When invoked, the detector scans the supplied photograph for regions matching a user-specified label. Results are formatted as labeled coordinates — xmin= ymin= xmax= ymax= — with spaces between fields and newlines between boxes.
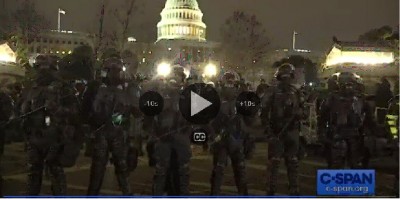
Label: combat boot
xmin=116 ymin=173 xmax=132 ymax=195
xmin=267 ymin=158 xmax=280 ymax=196
xmin=286 ymin=156 xmax=299 ymax=196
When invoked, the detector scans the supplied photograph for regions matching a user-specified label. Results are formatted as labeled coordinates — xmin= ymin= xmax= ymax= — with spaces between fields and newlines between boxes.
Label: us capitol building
xmin=127 ymin=0 xmax=220 ymax=73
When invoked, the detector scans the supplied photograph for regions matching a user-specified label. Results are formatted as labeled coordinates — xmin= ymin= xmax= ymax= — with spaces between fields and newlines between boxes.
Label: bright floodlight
xmin=204 ymin=63 xmax=217 ymax=77
xmin=127 ymin=37 xmax=136 ymax=42
xmin=157 ymin=62 xmax=171 ymax=77
xmin=122 ymin=66 xmax=126 ymax=72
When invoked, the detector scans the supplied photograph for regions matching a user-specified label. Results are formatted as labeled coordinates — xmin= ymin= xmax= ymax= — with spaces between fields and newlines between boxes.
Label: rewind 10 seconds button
xmin=139 ymin=91 xmax=164 ymax=116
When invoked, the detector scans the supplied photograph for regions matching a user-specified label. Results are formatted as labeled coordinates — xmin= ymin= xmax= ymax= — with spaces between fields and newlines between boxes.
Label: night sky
xmin=4 ymin=0 xmax=399 ymax=51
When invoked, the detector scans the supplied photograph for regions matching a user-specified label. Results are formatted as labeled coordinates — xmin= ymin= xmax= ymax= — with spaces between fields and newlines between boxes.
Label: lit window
xmin=62 ymin=51 xmax=65 ymax=54
xmin=68 ymin=50 xmax=72 ymax=54
xmin=149 ymin=51 xmax=152 ymax=54
xmin=56 ymin=51 xmax=59 ymax=54
xmin=168 ymin=47 xmax=172 ymax=51
xmin=142 ymin=57 xmax=146 ymax=63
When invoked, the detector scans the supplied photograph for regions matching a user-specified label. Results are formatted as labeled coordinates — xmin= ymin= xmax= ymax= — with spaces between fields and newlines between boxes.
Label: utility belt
xmin=270 ymin=121 xmax=300 ymax=134
xmin=332 ymin=126 xmax=361 ymax=139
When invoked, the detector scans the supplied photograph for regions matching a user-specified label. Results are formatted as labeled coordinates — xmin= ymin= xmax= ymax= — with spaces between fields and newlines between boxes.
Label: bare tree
xmin=8 ymin=0 xmax=48 ymax=64
xmin=112 ymin=0 xmax=139 ymax=52
xmin=219 ymin=11 xmax=270 ymax=73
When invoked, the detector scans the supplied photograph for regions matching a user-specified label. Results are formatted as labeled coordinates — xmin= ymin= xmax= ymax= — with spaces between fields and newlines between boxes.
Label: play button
xmin=191 ymin=91 xmax=212 ymax=116
xmin=179 ymin=83 xmax=220 ymax=124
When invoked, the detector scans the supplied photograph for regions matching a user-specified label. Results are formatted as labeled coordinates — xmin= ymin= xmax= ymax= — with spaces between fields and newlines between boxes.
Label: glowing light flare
xmin=203 ymin=63 xmax=217 ymax=77
xmin=183 ymin=67 xmax=190 ymax=78
xmin=0 ymin=54 xmax=16 ymax=63
xmin=0 ymin=43 xmax=17 ymax=63
xmin=325 ymin=49 xmax=395 ymax=66
xmin=157 ymin=62 xmax=171 ymax=77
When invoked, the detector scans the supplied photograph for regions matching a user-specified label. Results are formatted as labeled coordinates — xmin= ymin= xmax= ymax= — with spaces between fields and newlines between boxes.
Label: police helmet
xmin=221 ymin=72 xmax=238 ymax=85
xmin=274 ymin=63 xmax=295 ymax=81
xmin=337 ymin=72 xmax=359 ymax=86
xmin=103 ymin=57 xmax=123 ymax=71
xmin=337 ymin=72 xmax=363 ymax=92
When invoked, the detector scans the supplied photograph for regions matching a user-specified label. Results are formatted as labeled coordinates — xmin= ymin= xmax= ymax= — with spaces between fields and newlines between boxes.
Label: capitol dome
xmin=157 ymin=0 xmax=206 ymax=42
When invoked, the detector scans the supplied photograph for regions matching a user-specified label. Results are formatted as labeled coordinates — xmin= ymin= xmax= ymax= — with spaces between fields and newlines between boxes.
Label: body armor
xmin=209 ymin=88 xmax=248 ymax=196
xmin=318 ymin=72 xmax=375 ymax=169
xmin=87 ymin=57 xmax=135 ymax=196
xmin=21 ymin=81 xmax=69 ymax=195
xmin=151 ymin=85 xmax=192 ymax=196
xmin=87 ymin=83 xmax=133 ymax=195
xmin=262 ymin=64 xmax=303 ymax=196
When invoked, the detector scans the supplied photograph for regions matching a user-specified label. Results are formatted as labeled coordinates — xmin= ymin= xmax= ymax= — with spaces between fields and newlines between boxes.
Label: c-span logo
xmin=317 ymin=170 xmax=375 ymax=196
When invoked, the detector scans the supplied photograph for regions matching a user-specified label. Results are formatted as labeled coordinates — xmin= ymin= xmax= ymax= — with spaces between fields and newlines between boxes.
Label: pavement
xmin=1 ymin=142 xmax=397 ymax=196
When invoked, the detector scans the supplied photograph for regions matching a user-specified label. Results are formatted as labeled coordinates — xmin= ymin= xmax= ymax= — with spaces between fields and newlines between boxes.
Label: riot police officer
xmin=209 ymin=72 xmax=249 ymax=195
xmin=0 ymin=89 xmax=13 ymax=196
xmin=21 ymin=54 xmax=77 ymax=195
xmin=150 ymin=78 xmax=191 ymax=196
xmin=122 ymin=50 xmax=144 ymax=157
xmin=318 ymin=72 xmax=376 ymax=169
xmin=261 ymin=64 xmax=305 ymax=196
xmin=87 ymin=56 xmax=135 ymax=195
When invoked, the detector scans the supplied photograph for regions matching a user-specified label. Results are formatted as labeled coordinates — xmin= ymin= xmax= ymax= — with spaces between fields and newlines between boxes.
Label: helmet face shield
xmin=337 ymin=72 xmax=360 ymax=95
xmin=103 ymin=57 xmax=124 ymax=83
xmin=275 ymin=64 xmax=295 ymax=82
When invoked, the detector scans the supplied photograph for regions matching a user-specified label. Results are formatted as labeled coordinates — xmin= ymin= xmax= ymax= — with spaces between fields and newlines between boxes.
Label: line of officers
xmin=0 ymin=50 xmax=398 ymax=196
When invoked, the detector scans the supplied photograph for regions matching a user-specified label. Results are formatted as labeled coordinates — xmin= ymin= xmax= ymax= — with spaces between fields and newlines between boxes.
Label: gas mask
xmin=36 ymin=66 xmax=56 ymax=86
xmin=340 ymin=82 xmax=356 ymax=96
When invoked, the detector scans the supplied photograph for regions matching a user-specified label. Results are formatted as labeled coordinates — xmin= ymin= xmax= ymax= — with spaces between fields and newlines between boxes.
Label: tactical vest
xmin=93 ymin=84 xmax=131 ymax=128
xmin=328 ymin=94 xmax=365 ymax=136
xmin=215 ymin=101 xmax=241 ymax=139
xmin=25 ymin=84 xmax=59 ymax=128
xmin=269 ymin=85 xmax=301 ymax=131
xmin=154 ymin=90 xmax=180 ymax=134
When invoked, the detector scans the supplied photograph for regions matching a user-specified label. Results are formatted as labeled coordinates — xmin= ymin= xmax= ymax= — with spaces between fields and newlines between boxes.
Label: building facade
xmin=27 ymin=30 xmax=95 ymax=57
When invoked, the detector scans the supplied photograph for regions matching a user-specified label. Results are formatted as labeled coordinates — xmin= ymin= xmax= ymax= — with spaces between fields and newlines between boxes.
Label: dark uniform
xmin=122 ymin=50 xmax=143 ymax=157
xmin=210 ymin=72 xmax=248 ymax=195
xmin=21 ymin=55 xmax=78 ymax=195
xmin=384 ymin=96 xmax=399 ymax=196
xmin=87 ymin=57 xmax=135 ymax=195
xmin=151 ymin=81 xmax=192 ymax=196
xmin=262 ymin=64 xmax=304 ymax=196
xmin=318 ymin=72 xmax=376 ymax=169
xmin=0 ymin=91 xmax=13 ymax=196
